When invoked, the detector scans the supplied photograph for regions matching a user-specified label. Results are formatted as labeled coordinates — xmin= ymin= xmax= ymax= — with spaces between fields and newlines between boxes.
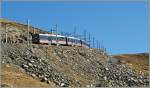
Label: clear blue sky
xmin=2 ymin=1 xmax=148 ymax=54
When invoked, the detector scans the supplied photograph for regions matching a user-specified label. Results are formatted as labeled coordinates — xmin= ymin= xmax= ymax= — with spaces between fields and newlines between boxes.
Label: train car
xmin=67 ymin=37 xmax=82 ymax=46
xmin=49 ymin=34 xmax=67 ymax=45
xmin=32 ymin=33 xmax=66 ymax=45
xmin=32 ymin=33 xmax=89 ymax=48
xmin=32 ymin=34 xmax=50 ymax=44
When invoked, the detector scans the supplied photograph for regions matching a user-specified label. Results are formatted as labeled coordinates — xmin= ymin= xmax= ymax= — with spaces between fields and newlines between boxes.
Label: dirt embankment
xmin=1 ymin=43 xmax=149 ymax=87
xmin=0 ymin=19 xmax=149 ymax=87
xmin=113 ymin=53 xmax=149 ymax=76
xmin=1 ymin=64 xmax=55 ymax=87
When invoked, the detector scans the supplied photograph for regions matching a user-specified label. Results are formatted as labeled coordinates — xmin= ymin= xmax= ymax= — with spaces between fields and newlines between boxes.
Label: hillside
xmin=1 ymin=43 xmax=107 ymax=87
xmin=113 ymin=53 xmax=149 ymax=76
xmin=1 ymin=64 xmax=55 ymax=87
xmin=0 ymin=19 xmax=149 ymax=87
xmin=1 ymin=43 xmax=149 ymax=87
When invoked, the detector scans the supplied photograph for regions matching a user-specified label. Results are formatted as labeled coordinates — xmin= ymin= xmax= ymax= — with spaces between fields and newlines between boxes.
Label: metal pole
xmin=27 ymin=19 xmax=30 ymax=46
xmin=51 ymin=28 xmax=54 ymax=34
xmin=84 ymin=30 xmax=86 ymax=42
xmin=88 ymin=32 xmax=91 ymax=48
xmin=5 ymin=23 xmax=7 ymax=43
xmin=98 ymin=43 xmax=100 ymax=51
xmin=96 ymin=40 xmax=98 ymax=49
xmin=102 ymin=45 xmax=104 ymax=52
xmin=93 ymin=37 xmax=95 ymax=48
xmin=104 ymin=47 xmax=107 ymax=53
xmin=74 ymin=26 xmax=76 ymax=37
xmin=33 ymin=27 xmax=35 ymax=34
xmin=46 ymin=48 xmax=47 ymax=59
xmin=55 ymin=24 xmax=58 ymax=46
xmin=73 ymin=26 xmax=76 ymax=44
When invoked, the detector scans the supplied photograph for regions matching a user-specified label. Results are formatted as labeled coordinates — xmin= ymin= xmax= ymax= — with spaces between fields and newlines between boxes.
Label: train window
xmin=40 ymin=35 xmax=48 ymax=40
xmin=75 ymin=39 xmax=77 ymax=43
xmin=78 ymin=40 xmax=81 ymax=44
xmin=68 ymin=38 xmax=71 ymax=42
xmin=32 ymin=34 xmax=39 ymax=39
xmin=63 ymin=37 xmax=66 ymax=41
xmin=78 ymin=40 xmax=80 ymax=43
xmin=76 ymin=40 xmax=78 ymax=43
xmin=70 ymin=38 xmax=72 ymax=42
xmin=51 ymin=36 xmax=56 ymax=40
xmin=68 ymin=38 xmax=74 ymax=42
xmin=48 ymin=36 xmax=53 ymax=41
xmin=83 ymin=41 xmax=86 ymax=45
xmin=58 ymin=37 xmax=65 ymax=41
xmin=82 ymin=42 xmax=84 ymax=45
xmin=57 ymin=37 xmax=61 ymax=41
xmin=68 ymin=38 xmax=70 ymax=42
xmin=72 ymin=39 xmax=74 ymax=42
xmin=71 ymin=39 xmax=73 ymax=42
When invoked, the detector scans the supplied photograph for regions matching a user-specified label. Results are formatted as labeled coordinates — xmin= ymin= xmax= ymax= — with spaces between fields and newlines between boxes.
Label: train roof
xmin=39 ymin=34 xmax=65 ymax=37
xmin=67 ymin=36 xmax=87 ymax=43
xmin=38 ymin=33 xmax=87 ymax=43
xmin=67 ymin=36 xmax=80 ymax=40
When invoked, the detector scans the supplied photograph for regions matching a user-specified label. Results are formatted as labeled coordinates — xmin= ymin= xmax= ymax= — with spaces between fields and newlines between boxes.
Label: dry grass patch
xmin=1 ymin=64 xmax=55 ymax=87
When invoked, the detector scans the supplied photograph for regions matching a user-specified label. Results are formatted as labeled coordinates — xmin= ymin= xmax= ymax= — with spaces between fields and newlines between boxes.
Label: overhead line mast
xmin=55 ymin=24 xmax=58 ymax=46
xmin=93 ymin=37 xmax=95 ymax=48
xmin=5 ymin=23 xmax=7 ymax=43
xmin=88 ymin=32 xmax=91 ymax=48
xmin=27 ymin=19 xmax=30 ymax=46
xmin=73 ymin=26 xmax=77 ymax=43
xmin=84 ymin=30 xmax=86 ymax=42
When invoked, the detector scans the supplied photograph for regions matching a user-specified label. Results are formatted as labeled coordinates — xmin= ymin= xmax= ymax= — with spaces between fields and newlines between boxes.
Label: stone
xmin=22 ymin=64 xmax=28 ymax=68
xmin=39 ymin=59 xmax=42 ymax=62
xmin=41 ymin=77 xmax=48 ymax=82
xmin=1 ymin=84 xmax=9 ymax=87
xmin=87 ymin=59 xmax=90 ymax=62
xmin=31 ymin=74 xmax=36 ymax=77
xmin=44 ymin=77 xmax=48 ymax=81
xmin=105 ymin=67 xmax=109 ymax=71
xmin=30 ymin=60 xmax=34 ymax=63
xmin=86 ymin=85 xmax=90 ymax=87
xmin=60 ymin=83 xmax=65 ymax=87
xmin=6 ymin=64 xmax=10 ymax=67
xmin=1 ymin=43 xmax=149 ymax=87
xmin=28 ymin=63 xmax=33 ymax=66
xmin=47 ymin=80 xmax=51 ymax=84
xmin=2 ymin=61 xmax=5 ymax=63
xmin=33 ymin=64 xmax=37 ymax=67
xmin=104 ymin=76 xmax=107 ymax=80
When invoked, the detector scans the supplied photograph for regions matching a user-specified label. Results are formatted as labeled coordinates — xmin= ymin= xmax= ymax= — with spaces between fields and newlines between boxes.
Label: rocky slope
xmin=1 ymin=64 xmax=55 ymax=87
xmin=1 ymin=43 xmax=149 ymax=87
xmin=0 ymin=19 xmax=149 ymax=87
xmin=113 ymin=53 xmax=149 ymax=76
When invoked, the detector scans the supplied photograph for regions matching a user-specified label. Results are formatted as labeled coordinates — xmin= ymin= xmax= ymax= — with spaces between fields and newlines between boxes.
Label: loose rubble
xmin=1 ymin=43 xmax=149 ymax=87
